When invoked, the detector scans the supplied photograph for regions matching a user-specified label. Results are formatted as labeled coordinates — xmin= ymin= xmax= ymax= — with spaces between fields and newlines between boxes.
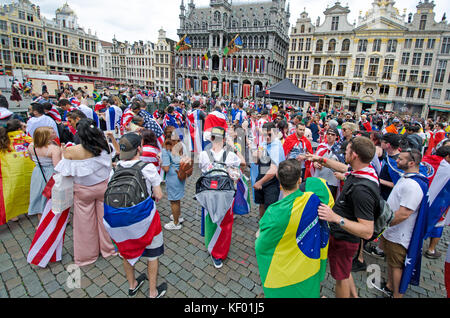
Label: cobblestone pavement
xmin=0 ymin=166 xmax=448 ymax=298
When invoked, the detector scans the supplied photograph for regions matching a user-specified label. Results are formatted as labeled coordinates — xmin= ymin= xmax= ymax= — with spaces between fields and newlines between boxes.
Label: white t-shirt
xmin=198 ymin=149 xmax=241 ymax=174
xmin=26 ymin=115 xmax=60 ymax=138
xmin=115 ymin=160 xmax=162 ymax=196
xmin=383 ymin=177 xmax=424 ymax=249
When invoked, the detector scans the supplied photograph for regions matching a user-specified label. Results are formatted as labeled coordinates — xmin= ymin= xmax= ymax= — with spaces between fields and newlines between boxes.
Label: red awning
xmin=67 ymin=74 xmax=117 ymax=82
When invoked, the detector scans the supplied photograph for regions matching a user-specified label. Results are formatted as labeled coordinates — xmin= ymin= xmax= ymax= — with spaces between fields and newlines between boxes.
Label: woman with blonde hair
xmin=27 ymin=126 xmax=62 ymax=223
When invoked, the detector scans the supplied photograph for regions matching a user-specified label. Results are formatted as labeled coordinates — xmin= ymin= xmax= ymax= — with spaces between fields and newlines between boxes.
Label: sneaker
xmin=211 ymin=256 xmax=223 ymax=269
xmin=424 ymin=250 xmax=442 ymax=259
xmin=351 ymin=258 xmax=367 ymax=272
xmin=150 ymin=282 xmax=167 ymax=298
xmin=128 ymin=273 xmax=147 ymax=297
xmin=363 ymin=244 xmax=385 ymax=259
xmin=164 ymin=221 xmax=182 ymax=230
xmin=371 ymin=281 xmax=393 ymax=298
xmin=170 ymin=215 xmax=184 ymax=223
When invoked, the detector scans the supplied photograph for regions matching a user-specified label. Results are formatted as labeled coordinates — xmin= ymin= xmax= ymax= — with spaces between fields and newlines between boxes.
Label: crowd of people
xmin=0 ymin=85 xmax=449 ymax=299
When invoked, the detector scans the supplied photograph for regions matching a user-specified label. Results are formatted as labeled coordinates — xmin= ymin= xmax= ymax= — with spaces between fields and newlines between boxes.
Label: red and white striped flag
xmin=27 ymin=199 xmax=70 ymax=268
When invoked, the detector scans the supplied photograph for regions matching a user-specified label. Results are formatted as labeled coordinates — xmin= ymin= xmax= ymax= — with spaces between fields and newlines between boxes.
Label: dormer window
xmin=419 ymin=15 xmax=427 ymax=31
xmin=331 ymin=16 xmax=339 ymax=31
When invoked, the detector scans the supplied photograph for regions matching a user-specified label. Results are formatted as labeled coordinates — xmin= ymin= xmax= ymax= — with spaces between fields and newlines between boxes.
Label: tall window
xmin=303 ymin=56 xmax=309 ymax=69
xmin=409 ymin=70 xmax=419 ymax=82
xmin=421 ymin=71 xmax=430 ymax=84
xmin=441 ymin=37 xmax=450 ymax=54
xmin=406 ymin=87 xmax=415 ymax=98
xmin=296 ymin=56 xmax=302 ymax=69
xmin=382 ymin=58 xmax=394 ymax=80
xmin=404 ymin=39 xmax=412 ymax=49
xmin=324 ymin=60 xmax=334 ymax=76
xmin=301 ymin=74 xmax=307 ymax=88
xmin=331 ymin=17 xmax=339 ymax=31
xmin=419 ymin=15 xmax=427 ymax=30
xmin=316 ymin=40 xmax=323 ymax=52
xmin=368 ymin=57 xmax=379 ymax=77
xmin=415 ymin=39 xmax=424 ymax=49
xmin=427 ymin=39 xmax=435 ymax=49
xmin=424 ymin=53 xmax=433 ymax=66
xmin=299 ymin=39 xmax=304 ymax=51
xmin=289 ymin=56 xmax=295 ymax=69
xmin=328 ymin=39 xmax=336 ymax=52
xmin=379 ymin=85 xmax=389 ymax=95
xmin=354 ymin=58 xmax=365 ymax=78
xmin=342 ymin=39 xmax=350 ymax=52
xmin=313 ymin=58 xmax=321 ymax=75
xmin=305 ymin=38 xmax=311 ymax=51
xmin=412 ymin=53 xmax=422 ymax=66
xmin=372 ymin=39 xmax=381 ymax=52
xmin=338 ymin=58 xmax=347 ymax=76
xmin=387 ymin=40 xmax=397 ymax=52
xmin=435 ymin=60 xmax=447 ymax=83
xmin=351 ymin=83 xmax=361 ymax=93
xmin=291 ymin=39 xmax=297 ymax=51
xmin=401 ymin=52 xmax=410 ymax=65
xmin=47 ymin=31 xmax=53 ymax=44
xmin=357 ymin=40 xmax=368 ymax=52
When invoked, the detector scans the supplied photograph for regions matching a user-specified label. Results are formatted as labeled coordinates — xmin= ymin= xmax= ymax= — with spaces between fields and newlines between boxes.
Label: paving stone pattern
xmin=0 ymin=167 xmax=448 ymax=298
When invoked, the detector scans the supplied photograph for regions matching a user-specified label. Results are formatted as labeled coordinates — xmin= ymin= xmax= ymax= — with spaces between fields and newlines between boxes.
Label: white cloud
xmin=35 ymin=0 xmax=450 ymax=44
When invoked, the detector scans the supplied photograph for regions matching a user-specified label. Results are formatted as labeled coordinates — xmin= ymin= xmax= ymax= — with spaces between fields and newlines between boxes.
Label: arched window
xmin=324 ymin=60 xmax=334 ymax=76
xmin=300 ymin=25 xmax=305 ymax=33
xmin=248 ymin=36 xmax=253 ymax=48
xmin=328 ymin=39 xmax=336 ymax=52
xmin=254 ymin=36 xmax=259 ymax=48
xmin=342 ymin=39 xmax=350 ymax=52
xmin=214 ymin=11 xmax=221 ymax=23
xmin=242 ymin=20 xmax=248 ymax=28
xmin=316 ymin=39 xmax=323 ymax=52
xmin=260 ymin=36 xmax=265 ymax=48
xmin=243 ymin=36 xmax=248 ymax=48
xmin=336 ymin=82 xmax=344 ymax=91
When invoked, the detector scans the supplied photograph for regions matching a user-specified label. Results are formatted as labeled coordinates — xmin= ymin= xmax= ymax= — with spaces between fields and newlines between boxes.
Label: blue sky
xmin=35 ymin=0 xmax=450 ymax=43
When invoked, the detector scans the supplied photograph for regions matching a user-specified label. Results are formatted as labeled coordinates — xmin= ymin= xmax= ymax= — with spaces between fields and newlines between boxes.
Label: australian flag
xmin=399 ymin=173 xmax=430 ymax=294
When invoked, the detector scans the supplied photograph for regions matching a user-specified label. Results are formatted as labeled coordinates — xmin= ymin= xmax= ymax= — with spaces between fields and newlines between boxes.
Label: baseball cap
xmin=119 ymin=133 xmax=142 ymax=160
xmin=211 ymin=126 xmax=226 ymax=138
xmin=326 ymin=127 xmax=339 ymax=137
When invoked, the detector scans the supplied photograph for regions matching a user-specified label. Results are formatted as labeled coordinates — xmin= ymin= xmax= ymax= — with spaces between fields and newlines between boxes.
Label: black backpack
xmin=105 ymin=161 xmax=149 ymax=208
xmin=344 ymin=179 xmax=394 ymax=241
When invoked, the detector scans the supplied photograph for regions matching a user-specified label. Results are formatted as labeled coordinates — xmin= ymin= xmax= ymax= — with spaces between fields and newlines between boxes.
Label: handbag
xmin=177 ymin=157 xmax=193 ymax=181
xmin=33 ymin=147 xmax=48 ymax=184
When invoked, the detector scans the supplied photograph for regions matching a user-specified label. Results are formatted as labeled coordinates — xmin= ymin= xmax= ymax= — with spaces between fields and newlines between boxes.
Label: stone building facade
xmin=43 ymin=3 xmax=100 ymax=77
xmin=287 ymin=0 xmax=450 ymax=119
xmin=0 ymin=0 xmax=46 ymax=74
xmin=174 ymin=0 xmax=290 ymax=98
xmin=154 ymin=28 xmax=176 ymax=93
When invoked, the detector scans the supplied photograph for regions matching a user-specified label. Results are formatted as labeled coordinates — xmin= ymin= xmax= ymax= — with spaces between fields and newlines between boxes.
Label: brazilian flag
xmin=255 ymin=178 xmax=334 ymax=298
xmin=93 ymin=90 xmax=101 ymax=103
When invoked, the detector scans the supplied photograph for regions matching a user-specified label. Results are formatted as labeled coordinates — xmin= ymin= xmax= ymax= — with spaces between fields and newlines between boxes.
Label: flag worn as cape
xmin=103 ymin=197 xmax=163 ymax=266
xmin=422 ymin=156 xmax=450 ymax=235
xmin=0 ymin=131 xmax=34 ymax=225
xmin=255 ymin=177 xmax=334 ymax=298
xmin=27 ymin=177 xmax=70 ymax=268
xmin=232 ymin=175 xmax=251 ymax=216
xmin=399 ymin=173 xmax=429 ymax=294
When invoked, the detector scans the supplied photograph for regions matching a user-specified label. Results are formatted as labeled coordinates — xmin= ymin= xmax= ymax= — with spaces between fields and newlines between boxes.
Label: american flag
xmin=121 ymin=109 xmax=134 ymax=128
xmin=47 ymin=105 xmax=62 ymax=123
xmin=145 ymin=117 xmax=165 ymax=150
